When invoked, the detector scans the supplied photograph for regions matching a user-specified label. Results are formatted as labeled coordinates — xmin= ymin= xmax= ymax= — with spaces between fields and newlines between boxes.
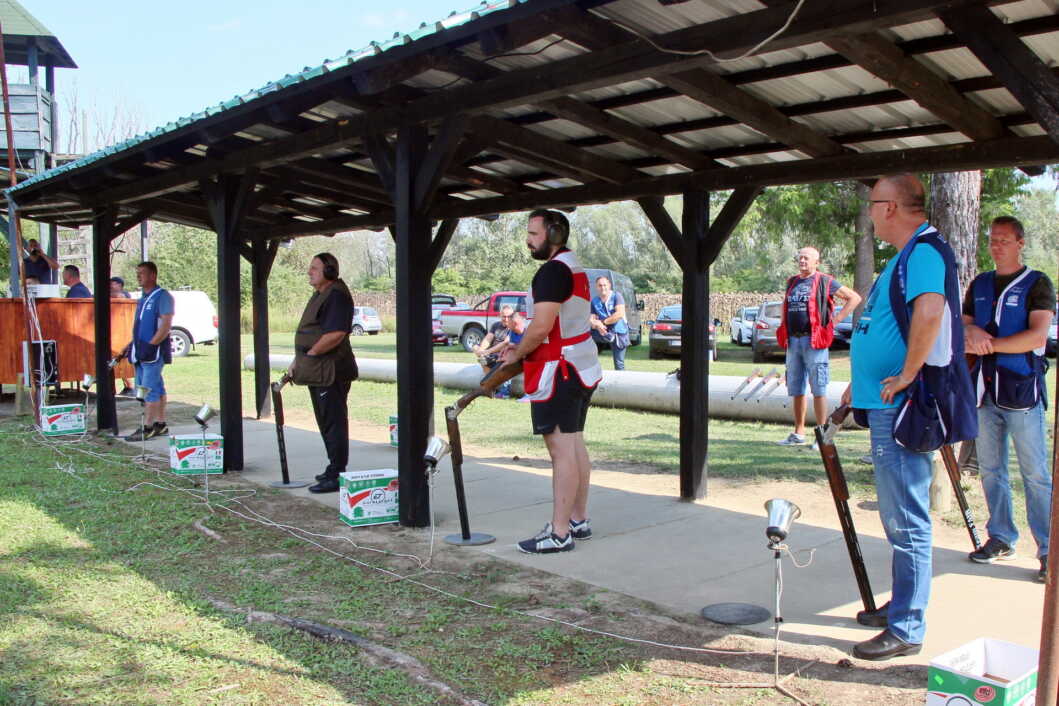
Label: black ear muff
xmin=546 ymin=218 xmax=568 ymax=246
xmin=324 ymin=262 xmax=338 ymax=280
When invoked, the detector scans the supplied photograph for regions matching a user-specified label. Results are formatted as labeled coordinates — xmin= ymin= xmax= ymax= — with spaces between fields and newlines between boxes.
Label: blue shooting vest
xmin=591 ymin=293 xmax=629 ymax=335
xmin=886 ymin=227 xmax=977 ymax=450
xmin=131 ymin=287 xmax=173 ymax=364
xmin=970 ymin=268 xmax=1048 ymax=410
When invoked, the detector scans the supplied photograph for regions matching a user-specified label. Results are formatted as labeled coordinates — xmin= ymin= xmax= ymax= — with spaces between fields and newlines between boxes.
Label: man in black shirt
xmin=961 ymin=216 xmax=1054 ymax=581
xmin=502 ymin=210 xmax=602 ymax=554
xmin=289 ymin=253 xmax=358 ymax=493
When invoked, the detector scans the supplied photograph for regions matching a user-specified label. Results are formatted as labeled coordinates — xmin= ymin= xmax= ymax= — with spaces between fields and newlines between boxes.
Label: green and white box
xmin=169 ymin=434 xmax=224 ymax=475
xmin=927 ymin=638 xmax=1038 ymax=706
xmin=339 ymin=469 xmax=399 ymax=527
xmin=41 ymin=403 xmax=85 ymax=436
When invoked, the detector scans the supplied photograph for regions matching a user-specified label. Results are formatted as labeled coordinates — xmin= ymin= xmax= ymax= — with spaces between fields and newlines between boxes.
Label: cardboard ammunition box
xmin=339 ymin=469 xmax=399 ymax=527
xmin=41 ymin=403 xmax=85 ymax=436
xmin=169 ymin=434 xmax=224 ymax=474
xmin=927 ymin=638 xmax=1038 ymax=706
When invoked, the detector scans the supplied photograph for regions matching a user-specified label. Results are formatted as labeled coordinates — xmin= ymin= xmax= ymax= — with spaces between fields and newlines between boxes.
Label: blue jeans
xmin=976 ymin=397 xmax=1051 ymax=558
xmin=785 ymin=335 xmax=829 ymax=397
xmin=868 ymin=407 xmax=933 ymax=644
xmin=611 ymin=343 xmax=626 ymax=371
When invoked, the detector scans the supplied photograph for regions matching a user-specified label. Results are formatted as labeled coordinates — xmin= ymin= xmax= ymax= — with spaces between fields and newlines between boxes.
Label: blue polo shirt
xmin=851 ymin=232 xmax=946 ymax=408
xmin=66 ymin=282 xmax=92 ymax=298
xmin=23 ymin=257 xmax=53 ymax=284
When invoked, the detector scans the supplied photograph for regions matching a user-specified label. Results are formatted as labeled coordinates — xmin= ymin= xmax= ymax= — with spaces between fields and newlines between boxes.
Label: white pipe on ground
xmin=244 ymin=354 xmax=850 ymax=426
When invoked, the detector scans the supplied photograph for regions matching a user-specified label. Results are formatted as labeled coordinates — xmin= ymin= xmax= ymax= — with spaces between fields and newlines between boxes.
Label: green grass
xmin=0 ymin=419 xmax=920 ymax=705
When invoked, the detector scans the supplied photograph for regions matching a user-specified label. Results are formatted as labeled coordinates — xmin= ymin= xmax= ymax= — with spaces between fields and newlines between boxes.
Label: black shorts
xmin=530 ymin=372 xmax=596 ymax=435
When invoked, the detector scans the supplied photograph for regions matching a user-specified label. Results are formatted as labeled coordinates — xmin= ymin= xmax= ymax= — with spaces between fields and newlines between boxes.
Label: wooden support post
xmin=201 ymin=171 xmax=258 ymax=472
xmin=679 ymin=190 xmax=710 ymax=500
xmin=369 ymin=124 xmax=463 ymax=527
xmin=248 ymin=236 xmax=278 ymax=418
xmin=92 ymin=205 xmax=119 ymax=435
xmin=638 ymin=188 xmax=761 ymax=500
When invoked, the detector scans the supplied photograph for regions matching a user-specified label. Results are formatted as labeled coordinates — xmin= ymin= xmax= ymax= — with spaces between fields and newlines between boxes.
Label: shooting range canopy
xmin=7 ymin=0 xmax=1059 ymax=236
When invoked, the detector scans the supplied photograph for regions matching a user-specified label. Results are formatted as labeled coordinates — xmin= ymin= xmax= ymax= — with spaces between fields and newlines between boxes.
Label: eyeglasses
xmin=866 ymin=199 xmax=895 ymax=206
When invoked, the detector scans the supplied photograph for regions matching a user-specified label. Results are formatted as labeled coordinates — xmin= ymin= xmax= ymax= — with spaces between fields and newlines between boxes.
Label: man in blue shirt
xmin=22 ymin=238 xmax=58 ymax=285
xmin=844 ymin=174 xmax=955 ymax=661
xmin=589 ymin=276 xmax=630 ymax=370
xmin=123 ymin=261 xmax=174 ymax=441
xmin=62 ymin=265 xmax=92 ymax=298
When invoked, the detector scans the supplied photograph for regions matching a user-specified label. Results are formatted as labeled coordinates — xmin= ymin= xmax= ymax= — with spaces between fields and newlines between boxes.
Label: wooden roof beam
xmin=548 ymin=3 xmax=846 ymax=158
xmin=940 ymin=5 xmax=1059 ymax=143
xmin=428 ymin=135 xmax=1059 ymax=220
xmin=659 ymin=69 xmax=846 ymax=158
xmin=474 ymin=115 xmax=641 ymax=184
xmin=436 ymin=53 xmax=717 ymax=170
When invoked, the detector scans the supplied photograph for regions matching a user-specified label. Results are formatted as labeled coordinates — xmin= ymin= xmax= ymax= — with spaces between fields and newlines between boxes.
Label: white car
xmin=132 ymin=288 xmax=218 ymax=357
xmin=352 ymin=306 xmax=382 ymax=335
xmin=730 ymin=306 xmax=759 ymax=345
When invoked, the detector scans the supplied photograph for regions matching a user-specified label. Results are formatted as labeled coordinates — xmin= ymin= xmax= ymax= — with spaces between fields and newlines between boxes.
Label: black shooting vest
xmin=292 ymin=279 xmax=357 ymax=386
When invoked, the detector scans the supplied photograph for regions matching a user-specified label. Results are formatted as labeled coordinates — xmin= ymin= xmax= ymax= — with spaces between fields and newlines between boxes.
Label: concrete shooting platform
xmin=132 ymin=410 xmax=1047 ymax=667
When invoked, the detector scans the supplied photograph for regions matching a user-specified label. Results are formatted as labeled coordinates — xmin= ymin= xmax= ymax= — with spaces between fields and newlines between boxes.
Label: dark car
xmin=648 ymin=304 xmax=716 ymax=360
xmin=751 ymin=300 xmax=783 ymax=363
xmin=831 ymin=305 xmax=854 ymax=349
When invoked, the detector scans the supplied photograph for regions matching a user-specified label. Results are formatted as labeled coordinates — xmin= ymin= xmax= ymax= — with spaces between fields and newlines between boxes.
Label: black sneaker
xmin=124 ymin=425 xmax=152 ymax=442
xmin=153 ymin=422 xmax=169 ymax=437
xmin=118 ymin=386 xmax=135 ymax=397
xmin=1039 ymin=557 xmax=1048 ymax=583
xmin=569 ymin=518 xmax=592 ymax=540
xmin=969 ymin=537 xmax=1016 ymax=564
xmin=517 ymin=523 xmax=574 ymax=554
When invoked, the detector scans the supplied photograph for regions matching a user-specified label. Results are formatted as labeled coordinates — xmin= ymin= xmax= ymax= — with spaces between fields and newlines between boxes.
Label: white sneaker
xmin=776 ymin=433 xmax=807 ymax=446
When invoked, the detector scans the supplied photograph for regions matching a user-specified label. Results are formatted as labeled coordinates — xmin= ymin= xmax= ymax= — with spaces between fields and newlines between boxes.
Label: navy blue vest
xmin=886 ymin=228 xmax=977 ymax=450
xmin=131 ymin=287 xmax=173 ymax=364
xmin=970 ymin=268 xmax=1048 ymax=410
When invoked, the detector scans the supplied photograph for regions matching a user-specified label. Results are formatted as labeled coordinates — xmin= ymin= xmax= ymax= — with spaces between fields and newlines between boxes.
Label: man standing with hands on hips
xmin=503 ymin=210 xmax=602 ymax=554
xmin=124 ymin=261 xmax=174 ymax=441
xmin=962 ymin=216 xmax=1053 ymax=581
xmin=844 ymin=174 xmax=975 ymax=660
xmin=776 ymin=246 xmax=860 ymax=446
xmin=289 ymin=253 xmax=358 ymax=494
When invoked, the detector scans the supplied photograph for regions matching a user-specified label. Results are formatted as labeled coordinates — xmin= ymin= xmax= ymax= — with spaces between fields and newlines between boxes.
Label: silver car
xmin=352 ymin=306 xmax=382 ymax=335
xmin=750 ymin=300 xmax=783 ymax=363
xmin=729 ymin=306 xmax=758 ymax=345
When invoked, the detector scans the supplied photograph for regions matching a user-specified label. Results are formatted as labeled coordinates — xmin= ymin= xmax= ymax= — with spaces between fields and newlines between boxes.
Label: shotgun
xmin=449 ymin=360 xmax=525 ymax=419
xmin=939 ymin=444 xmax=984 ymax=551
xmin=743 ymin=367 xmax=778 ymax=401
xmin=730 ymin=367 xmax=761 ymax=399
xmin=815 ymin=404 xmax=877 ymax=614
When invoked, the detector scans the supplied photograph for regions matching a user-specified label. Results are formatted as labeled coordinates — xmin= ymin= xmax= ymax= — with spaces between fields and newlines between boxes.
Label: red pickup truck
xmin=438 ymin=291 xmax=529 ymax=351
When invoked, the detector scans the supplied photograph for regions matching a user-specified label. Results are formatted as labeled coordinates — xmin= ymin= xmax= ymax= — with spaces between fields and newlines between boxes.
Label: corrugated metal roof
xmin=7 ymin=0 xmax=529 ymax=196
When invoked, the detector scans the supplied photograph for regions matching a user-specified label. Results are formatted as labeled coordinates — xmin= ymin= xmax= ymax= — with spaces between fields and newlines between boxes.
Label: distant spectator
xmin=110 ymin=276 xmax=134 ymax=395
xmin=589 ymin=276 xmax=629 ymax=370
xmin=63 ymin=265 xmax=92 ymax=298
xmin=473 ymin=305 xmax=513 ymax=373
xmin=22 ymin=238 xmax=58 ymax=284
xmin=24 ymin=275 xmax=40 ymax=286
xmin=110 ymin=277 xmax=132 ymax=299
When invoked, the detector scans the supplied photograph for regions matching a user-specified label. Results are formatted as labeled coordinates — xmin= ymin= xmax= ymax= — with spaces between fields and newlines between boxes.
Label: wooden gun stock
xmin=451 ymin=360 xmax=524 ymax=417
xmin=814 ymin=403 xmax=876 ymax=613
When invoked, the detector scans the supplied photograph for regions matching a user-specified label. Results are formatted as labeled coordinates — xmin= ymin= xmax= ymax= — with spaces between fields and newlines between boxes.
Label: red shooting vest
xmin=777 ymin=272 xmax=835 ymax=350
xmin=522 ymin=250 xmax=602 ymax=401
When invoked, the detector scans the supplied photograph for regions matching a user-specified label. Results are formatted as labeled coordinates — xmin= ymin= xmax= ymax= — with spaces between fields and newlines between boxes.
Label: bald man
xmin=776 ymin=246 xmax=860 ymax=446
xmin=843 ymin=173 xmax=974 ymax=660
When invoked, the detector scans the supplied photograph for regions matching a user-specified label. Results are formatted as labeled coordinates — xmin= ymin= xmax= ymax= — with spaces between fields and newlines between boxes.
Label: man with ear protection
xmin=289 ymin=253 xmax=359 ymax=493
xmin=501 ymin=209 xmax=602 ymax=553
